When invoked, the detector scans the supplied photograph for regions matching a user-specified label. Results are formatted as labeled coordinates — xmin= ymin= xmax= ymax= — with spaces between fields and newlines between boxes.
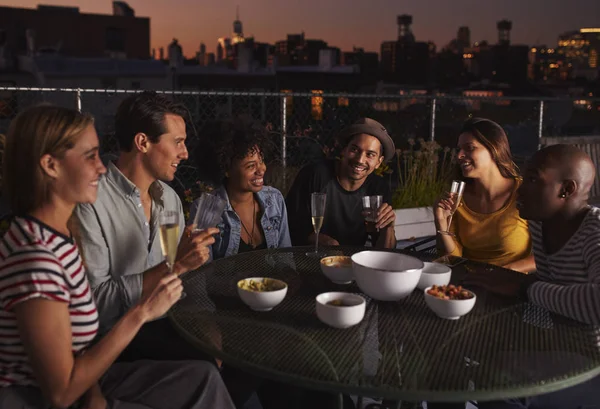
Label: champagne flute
xmin=437 ymin=180 xmax=466 ymax=237
xmin=306 ymin=192 xmax=326 ymax=257
xmin=160 ymin=211 xmax=185 ymax=298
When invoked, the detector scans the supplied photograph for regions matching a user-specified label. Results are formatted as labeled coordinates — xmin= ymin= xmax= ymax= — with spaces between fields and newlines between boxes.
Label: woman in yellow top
xmin=434 ymin=117 xmax=535 ymax=273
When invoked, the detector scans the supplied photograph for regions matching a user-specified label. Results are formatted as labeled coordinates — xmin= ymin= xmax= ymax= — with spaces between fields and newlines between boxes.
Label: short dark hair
xmin=114 ymin=91 xmax=189 ymax=152
xmin=195 ymin=115 xmax=271 ymax=185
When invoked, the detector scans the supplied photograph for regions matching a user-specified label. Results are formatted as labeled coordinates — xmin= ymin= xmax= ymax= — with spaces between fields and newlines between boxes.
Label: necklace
xmin=233 ymin=198 xmax=256 ymax=248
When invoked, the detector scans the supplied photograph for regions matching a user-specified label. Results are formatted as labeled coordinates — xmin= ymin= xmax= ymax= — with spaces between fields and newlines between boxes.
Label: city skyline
xmin=1 ymin=0 xmax=600 ymax=58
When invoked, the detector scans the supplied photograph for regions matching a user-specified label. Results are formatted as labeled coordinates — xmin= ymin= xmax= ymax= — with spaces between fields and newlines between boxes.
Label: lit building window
xmin=337 ymin=97 xmax=349 ymax=107
xmin=590 ymin=49 xmax=598 ymax=68
xmin=311 ymin=90 xmax=324 ymax=120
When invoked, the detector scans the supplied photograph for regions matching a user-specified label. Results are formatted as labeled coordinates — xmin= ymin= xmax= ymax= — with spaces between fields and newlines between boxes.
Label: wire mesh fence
xmin=1 ymin=87 xmax=599 ymax=197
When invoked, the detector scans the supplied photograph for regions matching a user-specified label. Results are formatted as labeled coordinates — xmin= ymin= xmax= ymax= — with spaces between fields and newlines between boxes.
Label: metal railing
xmin=1 ymin=86 xmax=599 ymax=194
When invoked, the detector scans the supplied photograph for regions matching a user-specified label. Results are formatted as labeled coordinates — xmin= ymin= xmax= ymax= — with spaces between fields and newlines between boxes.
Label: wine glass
xmin=437 ymin=180 xmax=466 ymax=237
xmin=362 ymin=195 xmax=383 ymax=233
xmin=306 ymin=192 xmax=327 ymax=257
xmin=191 ymin=193 xmax=226 ymax=235
xmin=159 ymin=211 xmax=185 ymax=298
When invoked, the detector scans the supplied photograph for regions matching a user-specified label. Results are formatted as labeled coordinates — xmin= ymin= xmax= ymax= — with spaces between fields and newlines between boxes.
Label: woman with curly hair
xmin=190 ymin=115 xmax=291 ymax=260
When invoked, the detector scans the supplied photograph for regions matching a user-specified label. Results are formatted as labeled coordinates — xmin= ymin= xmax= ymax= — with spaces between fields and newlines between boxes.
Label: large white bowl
xmin=320 ymin=256 xmax=354 ymax=284
xmin=416 ymin=262 xmax=452 ymax=290
xmin=351 ymin=251 xmax=424 ymax=301
xmin=315 ymin=292 xmax=366 ymax=328
xmin=237 ymin=277 xmax=288 ymax=311
xmin=423 ymin=286 xmax=476 ymax=320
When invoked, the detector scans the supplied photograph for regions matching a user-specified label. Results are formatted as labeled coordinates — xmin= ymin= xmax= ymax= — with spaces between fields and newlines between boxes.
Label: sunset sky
xmin=1 ymin=0 xmax=599 ymax=57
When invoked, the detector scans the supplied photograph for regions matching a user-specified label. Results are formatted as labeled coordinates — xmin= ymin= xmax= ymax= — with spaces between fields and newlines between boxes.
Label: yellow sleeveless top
xmin=449 ymin=178 xmax=531 ymax=266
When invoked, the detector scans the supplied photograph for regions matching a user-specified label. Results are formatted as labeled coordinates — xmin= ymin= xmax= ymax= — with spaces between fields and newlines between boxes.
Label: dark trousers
xmin=117 ymin=318 xmax=355 ymax=409
xmin=117 ymin=318 xmax=261 ymax=409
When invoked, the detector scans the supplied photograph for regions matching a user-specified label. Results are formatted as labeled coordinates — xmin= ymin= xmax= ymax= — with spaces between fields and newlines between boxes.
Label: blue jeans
xmin=478 ymin=375 xmax=600 ymax=409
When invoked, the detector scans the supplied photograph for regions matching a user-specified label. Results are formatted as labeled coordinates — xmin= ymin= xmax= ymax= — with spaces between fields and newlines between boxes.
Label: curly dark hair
xmin=195 ymin=115 xmax=271 ymax=186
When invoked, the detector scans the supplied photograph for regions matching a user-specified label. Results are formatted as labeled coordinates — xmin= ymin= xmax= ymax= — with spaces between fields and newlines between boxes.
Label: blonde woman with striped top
xmin=0 ymin=106 xmax=234 ymax=409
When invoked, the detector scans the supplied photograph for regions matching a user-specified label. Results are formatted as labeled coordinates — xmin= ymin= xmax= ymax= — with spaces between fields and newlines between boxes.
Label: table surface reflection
xmin=169 ymin=246 xmax=600 ymax=402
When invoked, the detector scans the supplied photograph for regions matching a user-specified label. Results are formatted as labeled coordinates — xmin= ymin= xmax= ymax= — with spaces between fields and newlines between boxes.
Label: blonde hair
xmin=3 ymin=105 xmax=94 ymax=215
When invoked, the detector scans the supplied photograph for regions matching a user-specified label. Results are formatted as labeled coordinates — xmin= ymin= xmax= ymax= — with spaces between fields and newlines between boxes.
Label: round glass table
xmin=168 ymin=246 xmax=600 ymax=404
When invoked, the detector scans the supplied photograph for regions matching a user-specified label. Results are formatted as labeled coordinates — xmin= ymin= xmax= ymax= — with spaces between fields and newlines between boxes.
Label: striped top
xmin=0 ymin=216 xmax=99 ymax=387
xmin=528 ymin=206 xmax=600 ymax=325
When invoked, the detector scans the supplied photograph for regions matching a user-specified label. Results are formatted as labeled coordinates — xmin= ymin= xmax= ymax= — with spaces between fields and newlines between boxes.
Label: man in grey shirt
xmin=75 ymin=92 xmax=218 ymax=356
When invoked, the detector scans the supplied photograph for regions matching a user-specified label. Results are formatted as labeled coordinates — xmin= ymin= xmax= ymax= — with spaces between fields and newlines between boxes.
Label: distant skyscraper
xmin=274 ymin=32 xmax=328 ymax=66
xmin=168 ymin=38 xmax=183 ymax=68
xmin=197 ymin=42 xmax=207 ymax=66
xmin=112 ymin=1 xmax=134 ymax=17
xmin=458 ymin=26 xmax=470 ymax=49
xmin=497 ymin=20 xmax=512 ymax=45
xmin=217 ymin=37 xmax=233 ymax=62
xmin=397 ymin=15 xmax=415 ymax=43
xmin=557 ymin=28 xmax=600 ymax=80
xmin=233 ymin=6 xmax=243 ymax=37
xmin=232 ymin=6 xmax=244 ymax=44
xmin=0 ymin=3 xmax=149 ymax=58
xmin=382 ymin=16 xmax=430 ymax=84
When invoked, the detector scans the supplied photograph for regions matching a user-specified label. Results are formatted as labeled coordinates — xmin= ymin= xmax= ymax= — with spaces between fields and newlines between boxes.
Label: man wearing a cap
xmin=286 ymin=118 xmax=397 ymax=249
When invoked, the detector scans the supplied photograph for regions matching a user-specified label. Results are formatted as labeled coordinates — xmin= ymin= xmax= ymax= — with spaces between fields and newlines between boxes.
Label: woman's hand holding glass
xmin=435 ymin=180 xmax=465 ymax=236
xmin=435 ymin=192 xmax=457 ymax=231
xmin=138 ymin=273 xmax=184 ymax=322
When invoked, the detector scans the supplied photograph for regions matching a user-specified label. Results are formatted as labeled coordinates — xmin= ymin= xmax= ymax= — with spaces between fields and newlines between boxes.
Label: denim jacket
xmin=189 ymin=185 xmax=291 ymax=260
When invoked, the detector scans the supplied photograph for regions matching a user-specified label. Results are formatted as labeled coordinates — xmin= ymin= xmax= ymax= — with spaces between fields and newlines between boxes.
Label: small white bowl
xmin=320 ymin=256 xmax=354 ymax=284
xmin=423 ymin=286 xmax=476 ymax=320
xmin=416 ymin=262 xmax=452 ymax=290
xmin=237 ymin=277 xmax=288 ymax=311
xmin=315 ymin=292 xmax=366 ymax=328
xmin=351 ymin=251 xmax=424 ymax=301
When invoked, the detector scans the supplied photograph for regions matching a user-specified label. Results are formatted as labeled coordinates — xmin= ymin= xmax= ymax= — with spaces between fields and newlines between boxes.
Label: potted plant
xmin=388 ymin=138 xmax=456 ymax=240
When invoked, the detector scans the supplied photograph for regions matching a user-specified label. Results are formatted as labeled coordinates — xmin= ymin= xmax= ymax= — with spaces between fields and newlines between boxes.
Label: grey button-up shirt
xmin=75 ymin=161 xmax=184 ymax=334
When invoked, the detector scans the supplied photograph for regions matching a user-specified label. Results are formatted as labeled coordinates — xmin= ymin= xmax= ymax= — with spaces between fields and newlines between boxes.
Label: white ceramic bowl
xmin=351 ymin=251 xmax=424 ymax=301
xmin=315 ymin=292 xmax=366 ymax=328
xmin=320 ymin=256 xmax=354 ymax=284
xmin=237 ymin=277 xmax=288 ymax=311
xmin=423 ymin=286 xmax=476 ymax=320
xmin=416 ymin=262 xmax=452 ymax=290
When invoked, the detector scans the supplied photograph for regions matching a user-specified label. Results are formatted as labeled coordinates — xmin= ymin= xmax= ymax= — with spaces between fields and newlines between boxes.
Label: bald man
xmin=479 ymin=144 xmax=600 ymax=409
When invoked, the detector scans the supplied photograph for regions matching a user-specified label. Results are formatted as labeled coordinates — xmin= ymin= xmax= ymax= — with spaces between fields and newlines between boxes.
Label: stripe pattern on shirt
xmin=0 ymin=217 xmax=99 ymax=387
xmin=527 ymin=206 xmax=600 ymax=326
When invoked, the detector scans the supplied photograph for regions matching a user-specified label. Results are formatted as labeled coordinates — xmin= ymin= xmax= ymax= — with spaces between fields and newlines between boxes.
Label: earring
xmin=560 ymin=193 xmax=567 ymax=198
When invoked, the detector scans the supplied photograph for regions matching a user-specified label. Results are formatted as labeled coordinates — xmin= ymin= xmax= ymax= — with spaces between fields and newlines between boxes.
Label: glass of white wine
xmin=437 ymin=180 xmax=466 ymax=237
xmin=159 ymin=211 xmax=185 ymax=298
xmin=306 ymin=192 xmax=326 ymax=258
